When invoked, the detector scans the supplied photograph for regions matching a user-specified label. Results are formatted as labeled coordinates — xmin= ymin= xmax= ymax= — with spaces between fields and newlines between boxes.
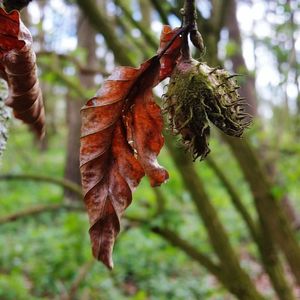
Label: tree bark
xmin=226 ymin=0 xmax=257 ymax=116
xmin=224 ymin=135 xmax=300 ymax=287
xmin=165 ymin=135 xmax=265 ymax=300
xmin=64 ymin=15 xmax=97 ymax=201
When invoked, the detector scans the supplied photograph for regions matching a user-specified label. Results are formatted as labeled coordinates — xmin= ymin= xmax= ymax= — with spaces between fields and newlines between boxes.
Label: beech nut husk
xmin=163 ymin=58 xmax=251 ymax=160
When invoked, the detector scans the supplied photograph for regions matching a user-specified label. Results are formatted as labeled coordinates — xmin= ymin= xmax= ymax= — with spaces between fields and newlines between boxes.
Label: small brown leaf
xmin=158 ymin=25 xmax=182 ymax=81
xmin=123 ymin=59 xmax=168 ymax=186
xmin=0 ymin=8 xmax=45 ymax=138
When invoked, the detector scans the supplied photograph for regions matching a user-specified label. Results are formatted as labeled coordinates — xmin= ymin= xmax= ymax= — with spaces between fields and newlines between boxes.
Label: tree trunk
xmin=226 ymin=0 xmax=257 ymax=116
xmin=224 ymin=135 xmax=300 ymax=287
xmin=165 ymin=135 xmax=265 ymax=300
xmin=139 ymin=0 xmax=152 ymax=28
xmin=64 ymin=15 xmax=97 ymax=201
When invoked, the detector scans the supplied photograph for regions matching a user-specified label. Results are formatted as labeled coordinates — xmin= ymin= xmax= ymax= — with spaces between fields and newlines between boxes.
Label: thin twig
xmin=0 ymin=203 xmax=84 ymax=225
xmin=114 ymin=0 xmax=158 ymax=50
xmin=0 ymin=173 xmax=83 ymax=197
xmin=39 ymin=60 xmax=88 ymax=99
xmin=206 ymin=157 xmax=259 ymax=243
xmin=182 ymin=0 xmax=205 ymax=55
xmin=183 ymin=0 xmax=198 ymax=31
xmin=149 ymin=0 xmax=169 ymax=25
xmin=181 ymin=0 xmax=197 ymax=60
xmin=64 ymin=260 xmax=94 ymax=300
xmin=152 ymin=226 xmax=223 ymax=279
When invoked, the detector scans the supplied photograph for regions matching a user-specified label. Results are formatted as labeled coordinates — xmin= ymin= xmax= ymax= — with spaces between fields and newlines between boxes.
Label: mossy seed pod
xmin=164 ymin=58 xmax=251 ymax=160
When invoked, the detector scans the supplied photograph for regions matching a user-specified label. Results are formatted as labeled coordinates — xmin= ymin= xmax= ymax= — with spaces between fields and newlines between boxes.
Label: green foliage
xmin=225 ymin=40 xmax=240 ymax=58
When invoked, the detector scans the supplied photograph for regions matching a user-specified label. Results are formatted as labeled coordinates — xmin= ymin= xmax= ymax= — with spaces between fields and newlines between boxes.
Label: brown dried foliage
xmin=0 ymin=8 xmax=45 ymax=138
xmin=80 ymin=26 xmax=182 ymax=268
xmin=158 ymin=26 xmax=182 ymax=81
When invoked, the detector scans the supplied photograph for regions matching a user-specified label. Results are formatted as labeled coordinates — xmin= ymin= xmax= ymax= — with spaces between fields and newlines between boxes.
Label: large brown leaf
xmin=0 ymin=8 xmax=45 ymax=138
xmin=80 ymin=27 xmax=182 ymax=268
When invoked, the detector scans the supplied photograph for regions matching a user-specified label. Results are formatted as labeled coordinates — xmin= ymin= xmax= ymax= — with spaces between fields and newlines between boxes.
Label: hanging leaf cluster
xmin=80 ymin=21 xmax=251 ymax=268
xmin=0 ymin=7 xmax=45 ymax=138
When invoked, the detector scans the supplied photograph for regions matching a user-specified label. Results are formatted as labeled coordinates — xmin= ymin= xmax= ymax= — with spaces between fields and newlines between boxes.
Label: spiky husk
xmin=164 ymin=58 xmax=251 ymax=160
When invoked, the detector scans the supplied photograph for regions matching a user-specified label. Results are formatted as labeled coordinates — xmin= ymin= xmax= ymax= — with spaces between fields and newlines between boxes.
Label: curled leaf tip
xmin=149 ymin=168 xmax=169 ymax=187
xmin=100 ymin=255 xmax=114 ymax=270
xmin=97 ymin=243 xmax=114 ymax=269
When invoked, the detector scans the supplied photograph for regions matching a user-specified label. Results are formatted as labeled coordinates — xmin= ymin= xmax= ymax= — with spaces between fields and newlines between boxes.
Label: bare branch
xmin=0 ymin=173 xmax=83 ymax=197
xmin=0 ymin=203 xmax=84 ymax=225
xmin=63 ymin=260 xmax=94 ymax=300
xmin=206 ymin=156 xmax=259 ymax=242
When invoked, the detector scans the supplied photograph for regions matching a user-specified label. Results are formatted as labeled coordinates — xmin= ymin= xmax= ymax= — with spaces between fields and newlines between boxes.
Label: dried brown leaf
xmin=158 ymin=25 xmax=182 ymax=81
xmin=0 ymin=8 xmax=45 ymax=138
xmin=80 ymin=58 xmax=167 ymax=268
xmin=80 ymin=27 xmax=182 ymax=268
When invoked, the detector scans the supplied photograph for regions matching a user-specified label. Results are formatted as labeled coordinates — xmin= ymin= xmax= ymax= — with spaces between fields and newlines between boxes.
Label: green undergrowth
xmin=0 ymin=119 xmax=297 ymax=299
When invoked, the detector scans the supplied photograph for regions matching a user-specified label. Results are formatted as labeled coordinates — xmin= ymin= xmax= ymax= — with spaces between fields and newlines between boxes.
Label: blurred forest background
xmin=1 ymin=0 xmax=300 ymax=299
